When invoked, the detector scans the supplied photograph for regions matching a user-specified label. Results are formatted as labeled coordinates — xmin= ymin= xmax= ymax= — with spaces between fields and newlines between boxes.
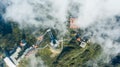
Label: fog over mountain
xmin=0 ymin=0 xmax=120 ymax=66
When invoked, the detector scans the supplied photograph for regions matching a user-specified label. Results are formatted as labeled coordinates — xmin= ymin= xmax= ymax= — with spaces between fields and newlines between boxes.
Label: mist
xmin=2 ymin=0 xmax=69 ymax=35
xmin=28 ymin=54 xmax=47 ymax=67
xmin=1 ymin=0 xmax=120 ymax=66
xmin=76 ymin=0 xmax=120 ymax=28
xmin=76 ymin=0 xmax=120 ymax=66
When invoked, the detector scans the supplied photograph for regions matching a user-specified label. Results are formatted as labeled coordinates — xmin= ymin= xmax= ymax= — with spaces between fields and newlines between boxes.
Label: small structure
xmin=75 ymin=33 xmax=81 ymax=41
xmin=4 ymin=39 xmax=28 ymax=67
xmin=82 ymin=36 xmax=91 ymax=43
xmin=4 ymin=46 xmax=25 ymax=67
xmin=80 ymin=36 xmax=91 ymax=48
xmin=20 ymin=39 xmax=27 ymax=47
xmin=37 ymin=36 xmax=43 ymax=41
xmin=48 ymin=29 xmax=59 ymax=48
xmin=80 ymin=42 xmax=87 ymax=48
xmin=4 ymin=57 xmax=16 ymax=67
xmin=69 ymin=18 xmax=79 ymax=29
xmin=4 ymin=47 xmax=21 ymax=67
xmin=10 ymin=47 xmax=21 ymax=65
xmin=74 ymin=33 xmax=90 ymax=48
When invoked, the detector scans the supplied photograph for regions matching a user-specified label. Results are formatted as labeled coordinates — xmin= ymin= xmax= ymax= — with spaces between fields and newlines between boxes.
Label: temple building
xmin=69 ymin=18 xmax=79 ymax=29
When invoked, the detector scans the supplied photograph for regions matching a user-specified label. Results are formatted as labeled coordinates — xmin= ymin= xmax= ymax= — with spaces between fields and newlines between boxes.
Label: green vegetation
xmin=33 ymin=29 xmax=102 ymax=67
xmin=18 ymin=58 xmax=29 ymax=67
xmin=36 ymin=47 xmax=55 ymax=66
xmin=34 ymin=41 xmax=102 ymax=67
xmin=0 ymin=22 xmax=36 ymax=56
xmin=0 ymin=22 xmax=103 ymax=67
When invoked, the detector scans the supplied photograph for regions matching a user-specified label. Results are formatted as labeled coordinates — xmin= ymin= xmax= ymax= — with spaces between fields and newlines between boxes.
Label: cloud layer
xmin=1 ymin=0 xmax=120 ymax=66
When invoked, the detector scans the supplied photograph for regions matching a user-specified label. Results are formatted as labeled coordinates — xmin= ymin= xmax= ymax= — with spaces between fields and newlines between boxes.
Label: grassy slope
xmin=18 ymin=29 xmax=102 ymax=67
xmin=35 ymin=42 xmax=101 ymax=67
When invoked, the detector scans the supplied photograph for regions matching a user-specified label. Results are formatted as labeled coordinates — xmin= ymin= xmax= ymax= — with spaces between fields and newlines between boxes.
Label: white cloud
xmin=73 ymin=0 xmax=120 ymax=65
xmin=3 ymin=0 xmax=69 ymax=35
xmin=1 ymin=0 xmax=120 ymax=66
xmin=76 ymin=0 xmax=120 ymax=28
